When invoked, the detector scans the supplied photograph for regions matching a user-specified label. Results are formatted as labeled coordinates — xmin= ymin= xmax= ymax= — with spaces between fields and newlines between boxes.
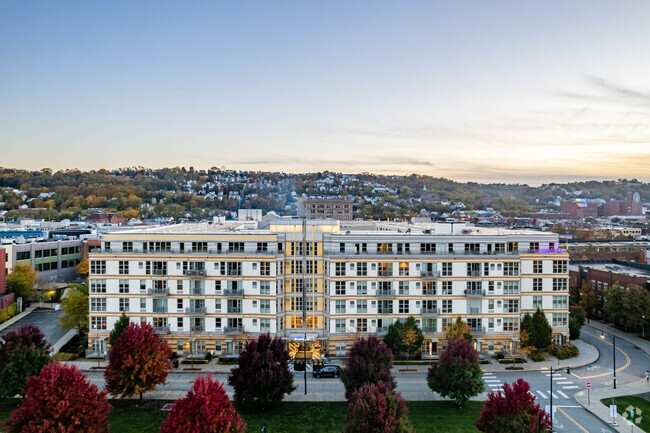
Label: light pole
xmin=304 ymin=331 xmax=307 ymax=395
xmin=550 ymin=367 xmax=554 ymax=432
xmin=601 ymin=332 xmax=617 ymax=389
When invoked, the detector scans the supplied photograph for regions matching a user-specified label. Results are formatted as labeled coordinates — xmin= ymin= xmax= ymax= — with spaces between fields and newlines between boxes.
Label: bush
xmin=550 ymin=344 xmax=579 ymax=360
xmin=160 ymin=374 xmax=246 ymax=433
xmin=343 ymin=382 xmax=415 ymax=433
xmin=3 ymin=363 xmax=112 ymax=433
xmin=529 ymin=351 xmax=546 ymax=362
xmin=52 ymin=352 xmax=76 ymax=362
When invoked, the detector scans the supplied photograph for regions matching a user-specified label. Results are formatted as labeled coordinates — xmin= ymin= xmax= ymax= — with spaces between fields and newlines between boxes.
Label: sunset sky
xmin=2 ymin=1 xmax=650 ymax=185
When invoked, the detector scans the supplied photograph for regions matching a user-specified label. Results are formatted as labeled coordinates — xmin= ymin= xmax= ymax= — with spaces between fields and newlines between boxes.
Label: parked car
xmin=313 ymin=365 xmax=341 ymax=378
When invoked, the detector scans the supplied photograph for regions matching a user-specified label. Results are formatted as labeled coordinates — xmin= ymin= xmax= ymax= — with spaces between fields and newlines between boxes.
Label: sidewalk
xmin=587 ymin=320 xmax=650 ymax=358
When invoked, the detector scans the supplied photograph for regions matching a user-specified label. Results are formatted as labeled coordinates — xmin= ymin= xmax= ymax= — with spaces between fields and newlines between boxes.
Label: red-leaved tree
xmin=476 ymin=378 xmax=551 ymax=433
xmin=227 ymin=333 xmax=295 ymax=409
xmin=104 ymin=322 xmax=173 ymax=400
xmin=340 ymin=335 xmax=396 ymax=399
xmin=427 ymin=338 xmax=484 ymax=408
xmin=160 ymin=374 xmax=246 ymax=433
xmin=342 ymin=382 xmax=415 ymax=433
xmin=3 ymin=363 xmax=112 ymax=433
xmin=0 ymin=324 xmax=51 ymax=398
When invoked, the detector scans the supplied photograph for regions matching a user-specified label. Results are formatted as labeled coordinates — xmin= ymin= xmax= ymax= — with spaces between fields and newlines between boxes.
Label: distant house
xmin=85 ymin=213 xmax=127 ymax=225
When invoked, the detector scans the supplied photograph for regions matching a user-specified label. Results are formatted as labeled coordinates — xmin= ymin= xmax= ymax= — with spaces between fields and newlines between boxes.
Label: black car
xmin=313 ymin=365 xmax=341 ymax=378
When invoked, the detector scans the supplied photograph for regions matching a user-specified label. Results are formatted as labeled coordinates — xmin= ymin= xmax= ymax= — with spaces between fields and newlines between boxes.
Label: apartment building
xmin=87 ymin=221 xmax=570 ymax=358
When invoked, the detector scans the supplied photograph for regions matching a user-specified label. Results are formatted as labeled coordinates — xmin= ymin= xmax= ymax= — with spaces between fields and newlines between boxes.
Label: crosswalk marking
xmin=536 ymin=391 xmax=547 ymax=399
xmin=562 ymin=385 xmax=580 ymax=389
xmin=557 ymin=381 xmax=573 ymax=385
xmin=549 ymin=391 xmax=559 ymax=399
xmin=488 ymin=384 xmax=501 ymax=388
xmin=557 ymin=390 xmax=569 ymax=398
xmin=551 ymin=377 xmax=565 ymax=381
xmin=484 ymin=379 xmax=501 ymax=383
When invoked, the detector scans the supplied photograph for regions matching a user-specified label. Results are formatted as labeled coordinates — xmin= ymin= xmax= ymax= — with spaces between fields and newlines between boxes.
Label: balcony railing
xmin=153 ymin=326 xmax=170 ymax=334
xmin=152 ymin=308 xmax=168 ymax=314
xmin=190 ymin=288 xmax=205 ymax=296
xmin=466 ymin=289 xmax=486 ymax=297
xmin=468 ymin=308 xmax=481 ymax=315
xmin=421 ymin=270 xmax=440 ymax=278
xmin=377 ymin=271 xmax=393 ymax=277
xmin=376 ymin=289 xmax=395 ymax=298
xmin=224 ymin=288 xmax=244 ymax=297
xmin=152 ymin=269 xmax=167 ymax=276
xmin=227 ymin=307 xmax=242 ymax=314
xmin=148 ymin=288 xmax=169 ymax=297
xmin=185 ymin=307 xmax=206 ymax=315
xmin=470 ymin=326 xmax=486 ymax=334
xmin=421 ymin=327 xmax=440 ymax=334
xmin=421 ymin=308 xmax=440 ymax=316
xmin=184 ymin=269 xmax=206 ymax=277
xmin=224 ymin=326 xmax=244 ymax=334
xmin=85 ymin=349 xmax=107 ymax=359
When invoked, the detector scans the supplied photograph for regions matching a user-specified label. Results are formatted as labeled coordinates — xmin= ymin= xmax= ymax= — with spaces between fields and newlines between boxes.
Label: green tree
xmin=6 ymin=263 xmax=38 ymax=300
xmin=520 ymin=313 xmax=534 ymax=348
xmin=604 ymin=284 xmax=625 ymax=325
xmin=59 ymin=283 xmax=89 ymax=334
xmin=108 ymin=313 xmax=130 ymax=346
xmin=622 ymin=284 xmax=648 ymax=331
xmin=427 ymin=339 xmax=484 ymax=409
xmin=383 ymin=316 xmax=424 ymax=367
xmin=447 ymin=317 xmax=472 ymax=342
xmin=579 ymin=282 xmax=597 ymax=323
xmin=530 ymin=309 xmax=553 ymax=350
xmin=569 ymin=317 xmax=581 ymax=340
xmin=0 ymin=325 xmax=51 ymax=398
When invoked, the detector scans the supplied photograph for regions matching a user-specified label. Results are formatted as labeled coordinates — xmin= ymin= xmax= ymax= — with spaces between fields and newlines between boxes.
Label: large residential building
xmin=87 ymin=221 xmax=570 ymax=358
xmin=298 ymin=198 xmax=354 ymax=221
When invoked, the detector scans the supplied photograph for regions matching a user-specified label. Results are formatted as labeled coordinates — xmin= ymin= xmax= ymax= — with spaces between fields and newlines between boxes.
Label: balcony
xmin=153 ymin=326 xmax=170 ymax=334
xmin=376 ymin=289 xmax=395 ymax=298
xmin=224 ymin=326 xmax=244 ymax=334
xmin=421 ymin=327 xmax=440 ymax=334
xmin=184 ymin=269 xmax=206 ymax=277
xmin=190 ymin=288 xmax=205 ymax=296
xmin=227 ymin=307 xmax=242 ymax=314
xmin=224 ymin=288 xmax=244 ymax=297
xmin=185 ymin=307 xmax=206 ymax=316
xmin=465 ymin=289 xmax=486 ymax=297
xmin=85 ymin=349 xmax=107 ymax=359
xmin=421 ymin=270 xmax=440 ymax=278
xmin=421 ymin=308 xmax=440 ymax=317
xmin=148 ymin=288 xmax=169 ymax=297
xmin=152 ymin=269 xmax=167 ymax=276
xmin=468 ymin=308 xmax=482 ymax=315
xmin=152 ymin=308 xmax=168 ymax=314
xmin=470 ymin=326 xmax=486 ymax=334
xmin=377 ymin=270 xmax=393 ymax=277
xmin=191 ymin=326 xmax=205 ymax=333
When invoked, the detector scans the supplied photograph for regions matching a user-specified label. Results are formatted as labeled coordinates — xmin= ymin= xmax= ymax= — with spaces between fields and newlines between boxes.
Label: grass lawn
xmin=0 ymin=399 xmax=482 ymax=432
xmin=601 ymin=395 xmax=650 ymax=432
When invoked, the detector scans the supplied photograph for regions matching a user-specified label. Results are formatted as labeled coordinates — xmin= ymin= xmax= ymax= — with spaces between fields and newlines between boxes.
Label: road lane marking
xmin=575 ymin=331 xmax=631 ymax=379
xmin=557 ymin=407 xmax=589 ymax=433
xmin=536 ymin=391 xmax=548 ymax=399
xmin=557 ymin=390 xmax=570 ymax=398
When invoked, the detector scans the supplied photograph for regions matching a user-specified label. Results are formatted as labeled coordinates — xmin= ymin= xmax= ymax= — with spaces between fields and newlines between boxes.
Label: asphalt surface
xmin=0 ymin=309 xmax=68 ymax=346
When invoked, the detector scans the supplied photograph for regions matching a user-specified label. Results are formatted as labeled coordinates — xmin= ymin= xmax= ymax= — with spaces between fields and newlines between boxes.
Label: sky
xmin=2 ymin=1 xmax=650 ymax=185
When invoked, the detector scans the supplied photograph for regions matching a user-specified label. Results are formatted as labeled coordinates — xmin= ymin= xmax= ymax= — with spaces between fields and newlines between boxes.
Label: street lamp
xmin=304 ymin=331 xmax=307 ymax=396
xmin=600 ymin=332 xmax=617 ymax=389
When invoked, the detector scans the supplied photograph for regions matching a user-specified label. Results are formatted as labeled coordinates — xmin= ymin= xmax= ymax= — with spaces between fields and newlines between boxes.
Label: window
xmin=335 ymin=300 xmax=346 ymax=314
xmin=140 ymin=298 xmax=146 ymax=311
xmin=260 ymin=300 xmax=271 ymax=314
xmin=357 ymin=281 xmax=367 ymax=295
xmin=335 ymin=281 xmax=346 ymax=295
xmin=16 ymin=251 xmax=31 ymax=261
xmin=423 ymin=281 xmax=436 ymax=296
xmin=90 ymin=279 xmax=106 ymax=293
xmin=90 ymin=298 xmax=106 ymax=312
xmin=441 ymin=262 xmax=452 ymax=276
xmin=260 ymin=281 xmax=271 ymax=295
xmin=119 ymin=298 xmax=129 ymax=312
xmin=398 ymin=262 xmax=409 ymax=276
xmin=335 ymin=262 xmax=346 ymax=276
xmin=503 ymin=262 xmax=519 ymax=276
xmin=503 ymin=318 xmax=519 ymax=331
xmin=505 ymin=299 xmax=519 ymax=313
xmin=356 ymin=262 xmax=368 ymax=276
xmin=533 ymin=295 xmax=543 ymax=309
xmin=260 ymin=262 xmax=271 ymax=276
xmin=552 ymin=295 xmax=568 ymax=309
xmin=228 ymin=242 xmax=244 ymax=252
xmin=552 ymin=313 xmax=568 ymax=327
xmin=357 ymin=300 xmax=367 ymax=313
xmin=335 ymin=319 xmax=346 ymax=333
xmin=118 ymin=261 xmax=129 ymax=275
xmin=553 ymin=260 xmax=567 ymax=274
xmin=442 ymin=281 xmax=452 ymax=295
xmin=398 ymin=281 xmax=409 ymax=295
xmin=378 ymin=300 xmax=393 ymax=314
xmin=256 ymin=242 xmax=268 ymax=252
xmin=467 ymin=262 xmax=481 ymax=277
xmin=552 ymin=278 xmax=568 ymax=291
xmin=260 ymin=318 xmax=271 ymax=333
xmin=533 ymin=278 xmax=543 ymax=291
xmin=533 ymin=260 xmax=542 ymax=274
xmin=90 ymin=261 xmax=106 ymax=275
xmin=442 ymin=300 xmax=452 ymax=314
xmin=357 ymin=318 xmax=367 ymax=332
xmin=123 ymin=241 xmax=133 ymax=252
xmin=90 ymin=317 xmax=107 ymax=330
xmin=398 ymin=300 xmax=409 ymax=314
xmin=420 ymin=243 xmax=436 ymax=253
xmin=503 ymin=281 xmax=519 ymax=295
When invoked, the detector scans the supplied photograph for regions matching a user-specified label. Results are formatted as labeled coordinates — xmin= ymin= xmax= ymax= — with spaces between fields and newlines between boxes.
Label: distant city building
xmin=85 ymin=213 xmax=127 ymax=225
xmin=560 ymin=192 xmax=643 ymax=218
xmin=603 ymin=192 xmax=644 ymax=217
xmin=87 ymin=220 xmax=570 ymax=359
xmin=297 ymin=198 xmax=353 ymax=221
xmin=0 ymin=247 xmax=12 ymax=310
xmin=3 ymin=240 xmax=84 ymax=283
xmin=560 ymin=199 xmax=600 ymax=218
xmin=237 ymin=209 xmax=263 ymax=222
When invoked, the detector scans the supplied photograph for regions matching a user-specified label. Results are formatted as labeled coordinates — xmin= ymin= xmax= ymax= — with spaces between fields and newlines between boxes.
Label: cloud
xmin=233 ymin=155 xmax=435 ymax=168
xmin=587 ymin=76 xmax=650 ymax=103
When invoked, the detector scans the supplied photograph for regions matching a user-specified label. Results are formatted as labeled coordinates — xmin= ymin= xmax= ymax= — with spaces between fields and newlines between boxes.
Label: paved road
xmin=0 ymin=309 xmax=68 ymax=346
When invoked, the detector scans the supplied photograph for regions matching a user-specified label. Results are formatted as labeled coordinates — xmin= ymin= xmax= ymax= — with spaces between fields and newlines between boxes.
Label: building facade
xmin=298 ymin=199 xmax=354 ymax=221
xmin=87 ymin=221 xmax=570 ymax=358
xmin=3 ymin=239 xmax=84 ymax=283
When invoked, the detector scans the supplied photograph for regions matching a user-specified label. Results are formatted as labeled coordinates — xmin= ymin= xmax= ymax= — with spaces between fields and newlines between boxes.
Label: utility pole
xmin=302 ymin=219 xmax=307 ymax=395
xmin=550 ymin=367 xmax=553 ymax=432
